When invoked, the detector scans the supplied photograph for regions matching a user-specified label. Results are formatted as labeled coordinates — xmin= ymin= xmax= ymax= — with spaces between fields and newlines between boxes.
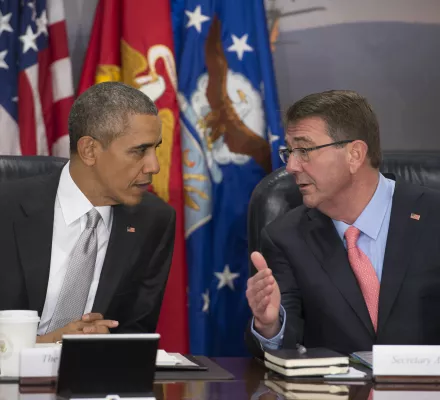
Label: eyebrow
xmin=286 ymin=136 xmax=316 ymax=147
xmin=130 ymin=138 xmax=162 ymax=151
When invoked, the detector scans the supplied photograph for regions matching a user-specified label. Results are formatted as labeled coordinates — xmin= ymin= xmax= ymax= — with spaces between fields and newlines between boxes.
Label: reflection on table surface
xmin=154 ymin=357 xmax=374 ymax=399
xmin=3 ymin=357 xmax=440 ymax=399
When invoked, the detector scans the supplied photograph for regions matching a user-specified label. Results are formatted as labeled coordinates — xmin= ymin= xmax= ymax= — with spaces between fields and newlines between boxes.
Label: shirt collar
xmin=57 ymin=162 xmax=112 ymax=232
xmin=333 ymin=173 xmax=394 ymax=241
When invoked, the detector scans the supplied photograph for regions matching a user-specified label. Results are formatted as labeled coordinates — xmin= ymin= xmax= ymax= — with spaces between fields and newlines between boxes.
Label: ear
xmin=76 ymin=136 xmax=101 ymax=166
xmin=348 ymin=140 xmax=368 ymax=174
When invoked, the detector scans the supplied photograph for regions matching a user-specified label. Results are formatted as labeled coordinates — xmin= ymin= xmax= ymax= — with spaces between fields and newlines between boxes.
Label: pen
xmin=296 ymin=343 xmax=307 ymax=355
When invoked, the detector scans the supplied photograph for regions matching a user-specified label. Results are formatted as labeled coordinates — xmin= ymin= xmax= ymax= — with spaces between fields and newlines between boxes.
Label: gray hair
xmin=68 ymin=81 xmax=158 ymax=153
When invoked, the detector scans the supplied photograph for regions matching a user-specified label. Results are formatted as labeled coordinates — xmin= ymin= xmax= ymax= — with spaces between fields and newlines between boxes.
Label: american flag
xmin=0 ymin=0 xmax=73 ymax=156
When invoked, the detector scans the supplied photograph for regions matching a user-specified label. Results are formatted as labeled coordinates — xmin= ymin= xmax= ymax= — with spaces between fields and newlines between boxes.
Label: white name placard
xmin=19 ymin=345 xmax=61 ymax=377
xmin=374 ymin=391 xmax=440 ymax=400
xmin=373 ymin=345 xmax=440 ymax=376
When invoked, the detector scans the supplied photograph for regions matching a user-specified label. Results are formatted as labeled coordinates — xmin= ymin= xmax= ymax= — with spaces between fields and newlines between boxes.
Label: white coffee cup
xmin=0 ymin=310 xmax=40 ymax=377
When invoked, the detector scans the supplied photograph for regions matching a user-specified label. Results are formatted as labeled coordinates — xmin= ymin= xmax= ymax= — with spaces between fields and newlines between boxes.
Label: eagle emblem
xmin=181 ymin=15 xmax=275 ymax=234
xmin=202 ymin=16 xmax=271 ymax=173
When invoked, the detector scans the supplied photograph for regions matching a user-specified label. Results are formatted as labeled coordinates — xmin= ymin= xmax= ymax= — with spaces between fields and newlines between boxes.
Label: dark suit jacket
xmin=246 ymin=180 xmax=440 ymax=356
xmin=0 ymin=169 xmax=176 ymax=334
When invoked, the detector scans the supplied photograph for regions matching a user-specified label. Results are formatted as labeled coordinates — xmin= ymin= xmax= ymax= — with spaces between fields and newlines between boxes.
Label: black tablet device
xmin=56 ymin=333 xmax=159 ymax=399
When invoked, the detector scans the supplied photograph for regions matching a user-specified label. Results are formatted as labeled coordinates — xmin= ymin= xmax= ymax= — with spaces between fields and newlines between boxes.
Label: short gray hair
xmin=68 ymin=81 xmax=158 ymax=153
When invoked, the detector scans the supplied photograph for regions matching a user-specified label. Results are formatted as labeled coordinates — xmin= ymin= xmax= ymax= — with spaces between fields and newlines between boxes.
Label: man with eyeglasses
xmin=0 ymin=82 xmax=175 ymax=343
xmin=246 ymin=89 xmax=440 ymax=356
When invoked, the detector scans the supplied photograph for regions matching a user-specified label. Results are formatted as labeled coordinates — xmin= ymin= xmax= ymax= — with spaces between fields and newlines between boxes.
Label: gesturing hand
xmin=246 ymin=252 xmax=281 ymax=338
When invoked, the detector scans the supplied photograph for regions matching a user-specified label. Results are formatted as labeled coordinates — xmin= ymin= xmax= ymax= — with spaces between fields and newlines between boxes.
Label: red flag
xmin=78 ymin=0 xmax=188 ymax=353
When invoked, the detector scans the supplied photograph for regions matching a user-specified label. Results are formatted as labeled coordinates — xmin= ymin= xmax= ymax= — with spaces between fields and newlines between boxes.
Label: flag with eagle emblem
xmin=172 ymin=0 xmax=284 ymax=355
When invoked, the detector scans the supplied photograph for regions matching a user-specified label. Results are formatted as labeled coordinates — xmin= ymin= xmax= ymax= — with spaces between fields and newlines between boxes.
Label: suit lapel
xmin=14 ymin=172 xmax=61 ymax=316
xmin=302 ymin=208 xmax=375 ymax=337
xmin=378 ymin=182 xmax=425 ymax=334
xmin=92 ymin=205 xmax=140 ymax=314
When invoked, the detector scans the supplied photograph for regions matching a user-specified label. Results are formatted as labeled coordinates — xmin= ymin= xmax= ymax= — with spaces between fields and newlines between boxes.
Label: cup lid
xmin=0 ymin=310 xmax=38 ymax=318
xmin=0 ymin=310 xmax=40 ymax=323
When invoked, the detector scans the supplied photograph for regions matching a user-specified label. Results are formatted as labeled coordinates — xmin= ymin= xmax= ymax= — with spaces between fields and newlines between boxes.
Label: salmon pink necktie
xmin=345 ymin=226 xmax=380 ymax=332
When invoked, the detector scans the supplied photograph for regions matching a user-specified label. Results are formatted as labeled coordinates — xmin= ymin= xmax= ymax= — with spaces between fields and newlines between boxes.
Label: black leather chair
xmin=0 ymin=155 xmax=68 ymax=181
xmin=248 ymin=151 xmax=440 ymax=275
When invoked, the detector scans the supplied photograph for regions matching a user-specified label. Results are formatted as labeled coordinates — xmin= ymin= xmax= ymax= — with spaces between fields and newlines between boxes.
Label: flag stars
xmin=20 ymin=25 xmax=38 ymax=53
xmin=202 ymin=290 xmax=210 ymax=313
xmin=36 ymin=10 xmax=48 ymax=36
xmin=0 ymin=50 xmax=8 ymax=69
xmin=215 ymin=265 xmax=240 ymax=290
xmin=227 ymin=34 xmax=254 ymax=60
xmin=185 ymin=5 xmax=210 ymax=33
xmin=0 ymin=10 xmax=13 ymax=36
xmin=268 ymin=128 xmax=280 ymax=144
xmin=28 ymin=1 xmax=37 ymax=21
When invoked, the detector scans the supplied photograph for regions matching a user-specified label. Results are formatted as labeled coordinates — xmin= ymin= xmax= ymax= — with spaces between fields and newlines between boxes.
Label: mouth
xmin=133 ymin=182 xmax=151 ymax=191
xmin=297 ymin=183 xmax=313 ymax=192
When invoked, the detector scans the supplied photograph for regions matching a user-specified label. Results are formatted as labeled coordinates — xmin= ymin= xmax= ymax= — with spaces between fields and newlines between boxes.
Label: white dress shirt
xmin=38 ymin=162 xmax=113 ymax=335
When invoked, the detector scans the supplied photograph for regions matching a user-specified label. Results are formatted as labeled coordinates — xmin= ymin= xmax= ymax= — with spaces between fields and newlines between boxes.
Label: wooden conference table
xmin=154 ymin=357 xmax=374 ymax=399
xmin=5 ymin=357 xmax=440 ymax=399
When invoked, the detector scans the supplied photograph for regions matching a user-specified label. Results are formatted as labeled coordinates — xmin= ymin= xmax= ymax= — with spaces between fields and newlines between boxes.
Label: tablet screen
xmin=57 ymin=334 xmax=159 ymax=398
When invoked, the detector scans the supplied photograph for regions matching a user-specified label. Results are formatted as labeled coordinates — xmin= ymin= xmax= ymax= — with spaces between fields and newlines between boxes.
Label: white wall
xmin=266 ymin=0 xmax=440 ymax=150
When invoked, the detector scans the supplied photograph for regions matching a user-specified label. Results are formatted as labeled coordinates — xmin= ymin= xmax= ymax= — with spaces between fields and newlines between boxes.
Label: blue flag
xmin=172 ymin=0 xmax=284 ymax=356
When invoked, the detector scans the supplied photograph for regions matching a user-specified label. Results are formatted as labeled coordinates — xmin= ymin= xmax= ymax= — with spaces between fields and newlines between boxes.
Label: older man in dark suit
xmin=246 ymin=90 xmax=440 ymax=357
xmin=0 ymin=82 xmax=175 ymax=343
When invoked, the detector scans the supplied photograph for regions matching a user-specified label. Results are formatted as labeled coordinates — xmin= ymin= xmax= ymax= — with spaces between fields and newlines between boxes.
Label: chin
xmin=302 ymin=195 xmax=319 ymax=209
xmin=119 ymin=194 xmax=144 ymax=207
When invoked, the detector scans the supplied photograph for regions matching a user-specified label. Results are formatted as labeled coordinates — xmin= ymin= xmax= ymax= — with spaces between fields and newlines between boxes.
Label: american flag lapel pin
xmin=127 ymin=226 xmax=136 ymax=233
xmin=410 ymin=213 xmax=421 ymax=221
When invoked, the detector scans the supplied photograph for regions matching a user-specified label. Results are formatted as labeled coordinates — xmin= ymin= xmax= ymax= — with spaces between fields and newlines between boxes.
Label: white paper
xmin=155 ymin=349 xmax=181 ymax=366
xmin=324 ymin=367 xmax=367 ymax=379
xmin=168 ymin=353 xmax=198 ymax=367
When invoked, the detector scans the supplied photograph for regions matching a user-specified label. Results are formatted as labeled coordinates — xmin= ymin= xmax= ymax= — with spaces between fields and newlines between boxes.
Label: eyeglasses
xmin=278 ymin=140 xmax=354 ymax=164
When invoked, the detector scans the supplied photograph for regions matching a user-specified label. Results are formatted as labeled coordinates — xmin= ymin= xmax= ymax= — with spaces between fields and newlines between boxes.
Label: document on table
xmin=324 ymin=366 xmax=367 ymax=380
xmin=156 ymin=349 xmax=181 ymax=366
xmin=350 ymin=351 xmax=373 ymax=369
xmin=156 ymin=350 xmax=199 ymax=367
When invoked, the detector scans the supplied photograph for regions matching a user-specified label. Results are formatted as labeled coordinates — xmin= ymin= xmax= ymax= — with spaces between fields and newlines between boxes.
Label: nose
xmin=285 ymin=153 xmax=303 ymax=175
xmin=142 ymin=151 xmax=160 ymax=175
